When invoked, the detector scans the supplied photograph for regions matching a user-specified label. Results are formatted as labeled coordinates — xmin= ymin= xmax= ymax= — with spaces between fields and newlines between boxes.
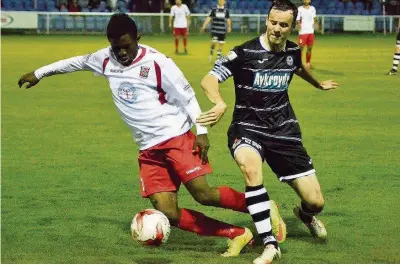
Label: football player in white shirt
xmin=296 ymin=0 xmax=319 ymax=69
xmin=18 ymin=13 xmax=253 ymax=256
xmin=169 ymin=0 xmax=191 ymax=54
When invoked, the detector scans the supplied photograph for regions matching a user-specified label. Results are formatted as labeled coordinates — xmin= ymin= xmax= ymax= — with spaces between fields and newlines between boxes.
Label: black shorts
xmin=211 ymin=33 xmax=226 ymax=43
xmin=228 ymin=125 xmax=315 ymax=182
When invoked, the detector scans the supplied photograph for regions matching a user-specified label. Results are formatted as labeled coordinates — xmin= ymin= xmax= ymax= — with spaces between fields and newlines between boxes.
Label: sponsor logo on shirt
xmin=253 ymin=72 xmax=291 ymax=90
xmin=117 ymin=82 xmax=138 ymax=104
xmin=139 ymin=66 xmax=150 ymax=78
xmin=110 ymin=69 xmax=123 ymax=73
xmin=286 ymin=56 xmax=294 ymax=66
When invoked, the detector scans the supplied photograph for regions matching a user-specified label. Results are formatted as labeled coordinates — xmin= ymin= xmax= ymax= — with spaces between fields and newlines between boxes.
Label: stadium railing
xmin=5 ymin=12 xmax=400 ymax=35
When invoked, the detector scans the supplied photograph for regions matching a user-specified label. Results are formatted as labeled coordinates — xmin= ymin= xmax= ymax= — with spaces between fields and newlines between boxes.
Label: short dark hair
xmin=268 ymin=0 xmax=298 ymax=28
xmin=106 ymin=13 xmax=137 ymax=40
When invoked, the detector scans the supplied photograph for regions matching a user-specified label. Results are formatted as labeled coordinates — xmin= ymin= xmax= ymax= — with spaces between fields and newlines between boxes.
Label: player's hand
xmin=227 ymin=27 xmax=232 ymax=33
xmin=18 ymin=72 xmax=40 ymax=89
xmin=200 ymin=27 xmax=205 ymax=33
xmin=193 ymin=134 xmax=210 ymax=164
xmin=319 ymin=80 xmax=339 ymax=90
xmin=196 ymin=101 xmax=227 ymax=127
xmin=169 ymin=23 xmax=172 ymax=28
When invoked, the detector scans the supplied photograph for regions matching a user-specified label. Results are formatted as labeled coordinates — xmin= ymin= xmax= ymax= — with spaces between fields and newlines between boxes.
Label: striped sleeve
xmin=209 ymin=46 xmax=243 ymax=83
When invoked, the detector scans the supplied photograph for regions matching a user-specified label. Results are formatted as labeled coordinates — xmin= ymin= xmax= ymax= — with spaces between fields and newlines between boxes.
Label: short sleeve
xmin=185 ymin=5 xmax=190 ymax=15
xmin=156 ymin=57 xmax=195 ymax=104
xmin=170 ymin=6 xmax=175 ymax=16
xmin=83 ymin=49 xmax=108 ymax=75
xmin=209 ymin=46 xmax=244 ymax=83
xmin=296 ymin=8 xmax=302 ymax=21
xmin=313 ymin=7 xmax=317 ymax=18
xmin=294 ymin=47 xmax=302 ymax=69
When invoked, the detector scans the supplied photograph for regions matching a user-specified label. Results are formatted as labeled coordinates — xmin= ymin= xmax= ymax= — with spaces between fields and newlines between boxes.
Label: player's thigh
xmin=165 ymin=131 xmax=213 ymax=184
xmin=307 ymin=34 xmax=315 ymax=48
xmin=138 ymin=150 xmax=180 ymax=198
xmin=298 ymin=34 xmax=307 ymax=47
xmin=148 ymin=191 xmax=180 ymax=225
xmin=234 ymin=146 xmax=264 ymax=186
xmin=288 ymin=174 xmax=324 ymax=208
xmin=211 ymin=34 xmax=219 ymax=43
xmin=228 ymin=128 xmax=264 ymax=185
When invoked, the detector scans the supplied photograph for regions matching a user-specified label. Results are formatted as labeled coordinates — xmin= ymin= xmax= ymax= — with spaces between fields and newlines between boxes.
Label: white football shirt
xmin=34 ymin=44 xmax=207 ymax=150
xmin=170 ymin=4 xmax=190 ymax=28
xmin=297 ymin=5 xmax=316 ymax=35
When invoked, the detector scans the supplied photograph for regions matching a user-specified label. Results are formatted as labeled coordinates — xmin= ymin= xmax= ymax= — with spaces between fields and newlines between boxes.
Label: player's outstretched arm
xmin=17 ymin=55 xmax=95 ymax=89
xmin=295 ymin=64 xmax=339 ymax=90
xmin=196 ymin=74 xmax=227 ymax=127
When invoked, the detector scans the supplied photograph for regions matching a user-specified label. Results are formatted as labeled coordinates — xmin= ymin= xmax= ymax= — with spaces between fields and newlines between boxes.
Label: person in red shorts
xmin=296 ymin=0 xmax=319 ymax=69
xmin=169 ymin=0 xmax=190 ymax=54
xmin=18 ymin=13 xmax=261 ymax=257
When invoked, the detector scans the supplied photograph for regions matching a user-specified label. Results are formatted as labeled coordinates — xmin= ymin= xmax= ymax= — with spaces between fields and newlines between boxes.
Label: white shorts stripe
xmin=255 ymin=218 xmax=272 ymax=234
xmin=279 ymin=169 xmax=316 ymax=182
xmin=247 ymin=201 xmax=271 ymax=214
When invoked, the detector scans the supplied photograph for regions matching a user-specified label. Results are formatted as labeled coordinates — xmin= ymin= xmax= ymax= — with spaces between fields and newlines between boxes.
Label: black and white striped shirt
xmin=210 ymin=36 xmax=304 ymax=142
xmin=208 ymin=6 xmax=230 ymax=35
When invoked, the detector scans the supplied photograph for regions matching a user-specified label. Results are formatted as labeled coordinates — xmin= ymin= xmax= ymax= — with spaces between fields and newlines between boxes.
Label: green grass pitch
xmin=2 ymin=33 xmax=400 ymax=263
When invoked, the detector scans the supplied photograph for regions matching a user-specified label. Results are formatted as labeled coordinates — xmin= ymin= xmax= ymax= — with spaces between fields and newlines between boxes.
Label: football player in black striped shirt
xmin=201 ymin=0 xmax=232 ymax=62
xmin=386 ymin=20 xmax=400 ymax=75
xmin=197 ymin=0 xmax=338 ymax=263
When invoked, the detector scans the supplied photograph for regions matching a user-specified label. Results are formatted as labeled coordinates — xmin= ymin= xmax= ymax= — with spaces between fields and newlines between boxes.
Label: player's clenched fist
xmin=18 ymin=72 xmax=40 ymax=89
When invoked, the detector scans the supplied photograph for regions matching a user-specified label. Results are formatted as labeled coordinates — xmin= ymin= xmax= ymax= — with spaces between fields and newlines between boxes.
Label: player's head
xmin=106 ymin=13 xmax=141 ymax=66
xmin=266 ymin=0 xmax=297 ymax=46
xmin=175 ymin=0 xmax=182 ymax=5
xmin=303 ymin=0 xmax=311 ymax=6
xmin=218 ymin=0 xmax=225 ymax=6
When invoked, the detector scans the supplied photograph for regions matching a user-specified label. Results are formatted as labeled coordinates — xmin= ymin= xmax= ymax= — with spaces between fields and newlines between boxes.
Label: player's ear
xmin=136 ymin=34 xmax=141 ymax=42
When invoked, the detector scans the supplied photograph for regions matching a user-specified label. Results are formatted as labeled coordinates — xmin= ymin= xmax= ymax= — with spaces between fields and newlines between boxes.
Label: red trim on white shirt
xmin=154 ymin=61 xmax=167 ymax=104
xmin=102 ymin=57 xmax=110 ymax=73
xmin=131 ymin=47 xmax=147 ymax=65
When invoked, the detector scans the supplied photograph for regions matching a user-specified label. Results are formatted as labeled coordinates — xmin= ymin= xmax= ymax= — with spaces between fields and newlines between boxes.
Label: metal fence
xmin=31 ymin=12 xmax=400 ymax=35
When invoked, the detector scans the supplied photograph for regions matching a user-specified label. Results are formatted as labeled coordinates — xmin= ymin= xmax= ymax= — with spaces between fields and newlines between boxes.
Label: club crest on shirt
xmin=286 ymin=56 xmax=294 ymax=66
xmin=118 ymin=82 xmax=138 ymax=104
xmin=139 ymin=66 xmax=150 ymax=78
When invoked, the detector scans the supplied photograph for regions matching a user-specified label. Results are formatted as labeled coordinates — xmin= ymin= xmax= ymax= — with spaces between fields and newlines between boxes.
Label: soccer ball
xmin=130 ymin=209 xmax=170 ymax=246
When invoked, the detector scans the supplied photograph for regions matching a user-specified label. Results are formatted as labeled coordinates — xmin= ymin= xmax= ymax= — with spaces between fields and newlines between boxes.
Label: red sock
xmin=176 ymin=208 xmax=245 ymax=239
xmin=175 ymin=38 xmax=179 ymax=50
xmin=183 ymin=37 xmax=187 ymax=49
xmin=218 ymin=186 xmax=248 ymax=213
xmin=306 ymin=52 xmax=312 ymax=63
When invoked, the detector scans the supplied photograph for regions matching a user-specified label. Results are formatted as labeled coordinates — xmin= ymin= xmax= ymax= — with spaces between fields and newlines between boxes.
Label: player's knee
xmin=306 ymin=194 xmax=325 ymax=213
xmin=239 ymin=164 xmax=261 ymax=185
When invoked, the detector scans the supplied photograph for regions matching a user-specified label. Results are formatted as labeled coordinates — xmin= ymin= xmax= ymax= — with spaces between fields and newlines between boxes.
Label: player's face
xmin=175 ymin=0 xmax=182 ymax=5
xmin=303 ymin=0 xmax=311 ymax=6
xmin=218 ymin=0 xmax=225 ymax=6
xmin=266 ymin=8 xmax=294 ymax=46
xmin=109 ymin=33 xmax=139 ymax=66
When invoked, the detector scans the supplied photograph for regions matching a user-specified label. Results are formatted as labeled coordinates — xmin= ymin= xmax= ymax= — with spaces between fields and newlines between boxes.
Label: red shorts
xmin=138 ymin=131 xmax=213 ymax=198
xmin=298 ymin=33 xmax=315 ymax=46
xmin=173 ymin=27 xmax=188 ymax=37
